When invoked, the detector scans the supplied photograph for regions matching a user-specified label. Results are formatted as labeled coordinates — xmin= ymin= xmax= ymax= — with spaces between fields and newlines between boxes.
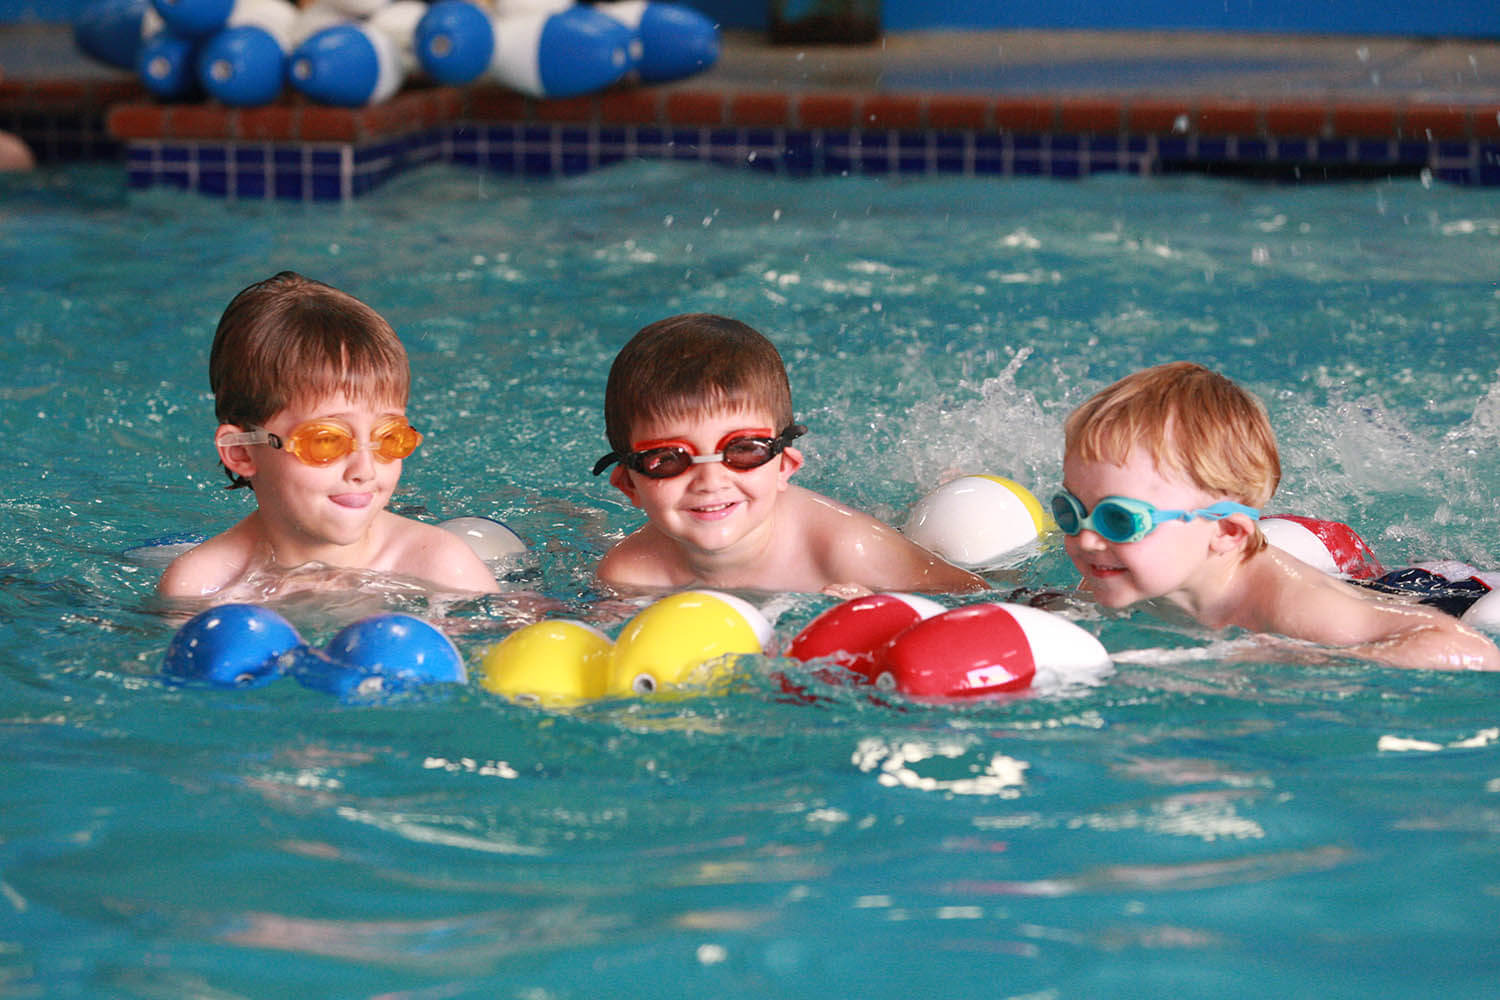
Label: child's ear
xmin=216 ymin=424 xmax=259 ymax=482
xmin=1209 ymin=513 xmax=1256 ymax=555
xmin=777 ymin=446 xmax=804 ymax=488
xmin=609 ymin=465 xmax=642 ymax=507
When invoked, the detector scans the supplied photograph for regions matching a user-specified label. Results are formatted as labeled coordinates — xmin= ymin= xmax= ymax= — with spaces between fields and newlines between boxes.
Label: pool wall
xmin=93 ymin=82 xmax=1500 ymax=200
xmin=5 ymin=0 xmax=1497 ymax=37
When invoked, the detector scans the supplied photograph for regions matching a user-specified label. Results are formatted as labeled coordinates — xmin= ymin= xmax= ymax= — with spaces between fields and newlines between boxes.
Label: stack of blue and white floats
xmin=73 ymin=0 xmax=721 ymax=107
xmin=415 ymin=0 xmax=718 ymax=96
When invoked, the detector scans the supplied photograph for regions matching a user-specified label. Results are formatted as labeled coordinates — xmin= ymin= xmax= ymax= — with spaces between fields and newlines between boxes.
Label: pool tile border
xmin=7 ymin=80 xmax=1497 ymax=197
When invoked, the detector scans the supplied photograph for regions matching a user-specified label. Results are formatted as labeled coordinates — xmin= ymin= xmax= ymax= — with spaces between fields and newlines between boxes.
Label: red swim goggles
xmin=593 ymin=423 xmax=806 ymax=479
xmin=218 ymin=416 xmax=423 ymax=467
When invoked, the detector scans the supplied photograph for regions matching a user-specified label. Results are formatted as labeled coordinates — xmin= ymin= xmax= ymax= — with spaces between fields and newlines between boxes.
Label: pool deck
xmin=5 ymin=21 xmax=1500 ymax=192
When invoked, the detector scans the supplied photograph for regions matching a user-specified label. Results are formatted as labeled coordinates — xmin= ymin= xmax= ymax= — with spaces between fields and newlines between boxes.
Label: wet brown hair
xmin=210 ymin=271 xmax=409 ymax=487
xmin=603 ymin=314 xmax=795 ymax=454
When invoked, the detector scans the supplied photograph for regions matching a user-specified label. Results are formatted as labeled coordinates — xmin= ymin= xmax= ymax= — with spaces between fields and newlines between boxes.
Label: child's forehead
xmin=630 ymin=403 xmax=776 ymax=440
xmin=277 ymin=389 xmax=407 ymax=421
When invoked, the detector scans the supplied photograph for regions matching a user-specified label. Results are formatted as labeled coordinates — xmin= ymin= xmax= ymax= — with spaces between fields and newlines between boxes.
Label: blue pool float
xmin=73 ymin=0 xmax=150 ymax=70
xmin=137 ymin=28 xmax=202 ymax=101
xmin=295 ymin=613 xmax=467 ymax=701
xmin=592 ymin=0 xmax=720 ymax=83
xmin=162 ymin=602 xmax=304 ymax=688
xmin=415 ymin=0 xmax=635 ymax=98
xmin=149 ymin=0 xmax=234 ymax=40
xmin=287 ymin=21 xmax=405 ymax=107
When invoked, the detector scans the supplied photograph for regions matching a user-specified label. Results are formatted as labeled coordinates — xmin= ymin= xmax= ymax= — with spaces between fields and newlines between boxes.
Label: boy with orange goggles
xmin=157 ymin=271 xmax=499 ymax=600
xmin=593 ymin=313 xmax=985 ymax=596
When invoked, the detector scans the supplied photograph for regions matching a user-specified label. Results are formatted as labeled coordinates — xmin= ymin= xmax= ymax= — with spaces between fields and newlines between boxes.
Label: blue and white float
xmin=286 ymin=18 xmax=404 ymax=106
xmin=138 ymin=26 xmax=201 ymax=100
xmin=592 ymin=0 xmax=719 ymax=83
xmin=415 ymin=0 xmax=636 ymax=98
xmin=73 ymin=0 xmax=154 ymax=70
xmin=194 ymin=0 xmax=298 ymax=107
xmin=78 ymin=0 xmax=720 ymax=108
xmin=149 ymin=0 xmax=235 ymax=39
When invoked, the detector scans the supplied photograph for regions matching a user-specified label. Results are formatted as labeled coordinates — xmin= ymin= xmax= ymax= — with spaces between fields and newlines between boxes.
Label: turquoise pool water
xmin=3 ymin=162 xmax=1499 ymax=997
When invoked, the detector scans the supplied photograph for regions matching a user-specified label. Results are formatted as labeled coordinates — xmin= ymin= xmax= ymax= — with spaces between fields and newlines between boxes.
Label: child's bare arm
xmin=1264 ymin=572 xmax=1500 ymax=671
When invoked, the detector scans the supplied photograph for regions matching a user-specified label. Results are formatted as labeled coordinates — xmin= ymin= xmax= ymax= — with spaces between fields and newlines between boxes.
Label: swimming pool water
xmin=2 ymin=162 xmax=1499 ymax=998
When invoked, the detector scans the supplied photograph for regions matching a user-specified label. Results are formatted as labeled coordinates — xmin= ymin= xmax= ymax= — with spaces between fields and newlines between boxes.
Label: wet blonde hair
xmin=209 ymin=271 xmax=409 ymax=487
xmin=1064 ymin=362 xmax=1279 ymax=554
xmin=603 ymin=314 xmax=795 ymax=453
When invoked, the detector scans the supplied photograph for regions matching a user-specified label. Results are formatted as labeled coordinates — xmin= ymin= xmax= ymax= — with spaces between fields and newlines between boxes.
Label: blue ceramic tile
xmin=1315 ymin=138 xmax=1350 ymax=161
xmin=521 ymin=150 xmax=554 ymax=176
xmin=234 ymin=172 xmax=267 ymax=198
xmin=1395 ymin=140 xmax=1428 ymax=163
xmin=309 ymin=173 xmax=343 ymax=200
xmin=274 ymin=172 xmax=303 ymax=199
xmin=559 ymin=151 xmax=592 ymax=175
xmin=1196 ymin=137 xmax=1229 ymax=160
xmin=1238 ymin=138 xmax=1269 ymax=160
xmin=484 ymin=147 xmax=516 ymax=172
xmin=1049 ymin=156 xmax=1083 ymax=178
xmin=780 ymin=130 xmax=815 ymax=174
xmin=1156 ymin=137 xmax=1188 ymax=160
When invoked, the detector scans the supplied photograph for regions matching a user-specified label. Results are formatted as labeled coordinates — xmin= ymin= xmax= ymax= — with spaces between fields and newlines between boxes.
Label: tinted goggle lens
xmin=1050 ymin=492 xmax=1150 ymax=543
xmin=1050 ymin=492 xmax=1082 ymax=534
xmin=632 ymin=436 xmax=779 ymax=480
xmin=285 ymin=418 xmax=422 ymax=466
xmin=1094 ymin=502 xmax=1145 ymax=542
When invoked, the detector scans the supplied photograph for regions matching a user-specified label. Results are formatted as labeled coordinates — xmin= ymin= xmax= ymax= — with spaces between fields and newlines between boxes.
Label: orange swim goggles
xmin=218 ymin=416 xmax=423 ymax=467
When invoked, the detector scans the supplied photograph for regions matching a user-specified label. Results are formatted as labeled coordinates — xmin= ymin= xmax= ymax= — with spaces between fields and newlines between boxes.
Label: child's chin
xmin=1087 ymin=581 xmax=1137 ymax=609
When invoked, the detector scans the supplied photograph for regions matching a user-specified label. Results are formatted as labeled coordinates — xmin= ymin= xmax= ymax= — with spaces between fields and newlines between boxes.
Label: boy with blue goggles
xmin=1058 ymin=361 xmax=1498 ymax=672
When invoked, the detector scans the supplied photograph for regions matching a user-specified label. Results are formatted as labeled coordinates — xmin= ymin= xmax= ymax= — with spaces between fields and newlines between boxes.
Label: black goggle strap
xmin=591 ymin=422 xmax=807 ymax=477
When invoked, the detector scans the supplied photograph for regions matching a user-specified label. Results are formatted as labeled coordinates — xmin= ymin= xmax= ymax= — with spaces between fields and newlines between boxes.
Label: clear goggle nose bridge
xmin=1051 ymin=489 xmax=1260 ymax=544
xmin=217 ymin=416 xmax=423 ymax=467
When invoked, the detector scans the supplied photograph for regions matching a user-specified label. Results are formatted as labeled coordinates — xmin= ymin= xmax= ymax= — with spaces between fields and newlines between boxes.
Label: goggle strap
xmin=217 ymin=429 xmax=277 ymax=449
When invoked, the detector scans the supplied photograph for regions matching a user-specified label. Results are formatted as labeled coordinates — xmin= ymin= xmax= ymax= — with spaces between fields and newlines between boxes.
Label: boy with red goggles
xmin=593 ymin=314 xmax=985 ymax=596
xmin=158 ymin=272 xmax=499 ymax=600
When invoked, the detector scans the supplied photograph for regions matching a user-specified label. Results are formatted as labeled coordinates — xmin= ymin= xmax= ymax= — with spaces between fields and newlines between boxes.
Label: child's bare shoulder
xmin=385 ymin=516 xmax=500 ymax=593
xmin=157 ymin=528 xmax=256 ymax=598
xmin=596 ymin=525 xmax=685 ymax=589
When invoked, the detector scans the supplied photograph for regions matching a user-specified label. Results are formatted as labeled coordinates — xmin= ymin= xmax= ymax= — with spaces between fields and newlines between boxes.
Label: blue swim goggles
xmin=1050 ymin=489 xmax=1260 ymax=544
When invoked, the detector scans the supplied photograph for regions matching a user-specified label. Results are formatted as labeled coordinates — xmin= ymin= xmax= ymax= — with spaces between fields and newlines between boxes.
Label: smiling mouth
xmin=689 ymin=500 xmax=738 ymax=516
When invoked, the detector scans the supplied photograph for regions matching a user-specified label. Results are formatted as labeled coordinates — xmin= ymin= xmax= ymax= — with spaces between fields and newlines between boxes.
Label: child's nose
xmin=687 ymin=457 xmax=732 ymax=485
xmin=1075 ymin=528 xmax=1108 ymax=550
xmin=344 ymin=443 xmax=377 ymax=480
